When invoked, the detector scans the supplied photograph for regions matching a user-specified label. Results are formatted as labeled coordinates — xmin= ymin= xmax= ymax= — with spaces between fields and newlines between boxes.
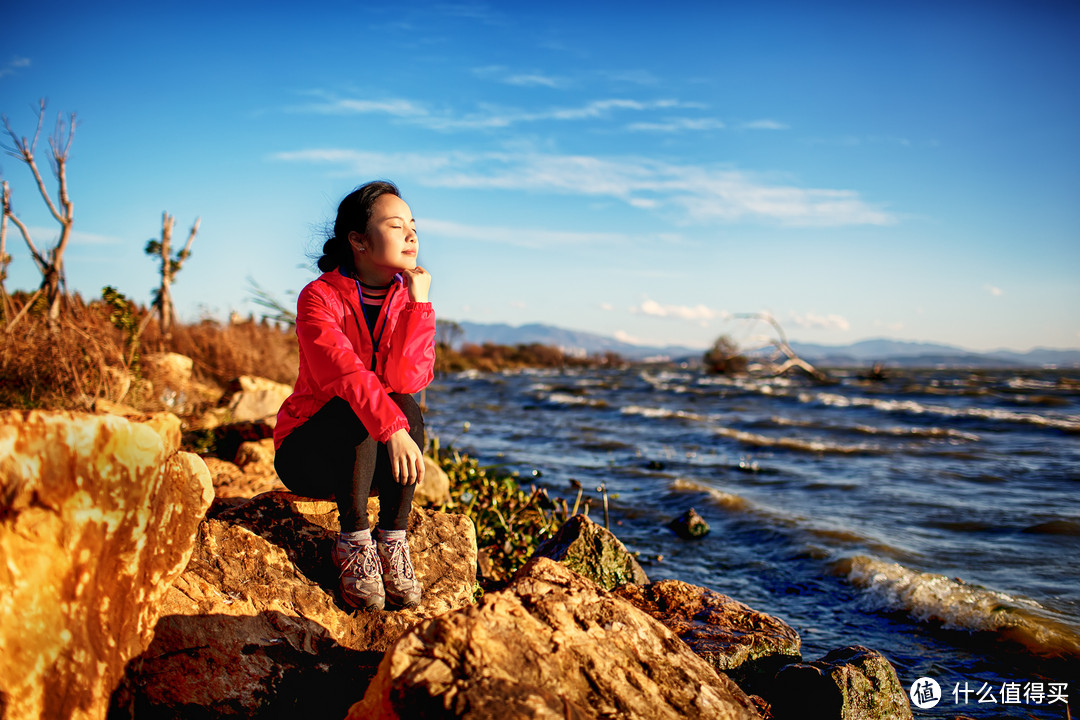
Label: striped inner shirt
xmin=358 ymin=279 xmax=391 ymax=335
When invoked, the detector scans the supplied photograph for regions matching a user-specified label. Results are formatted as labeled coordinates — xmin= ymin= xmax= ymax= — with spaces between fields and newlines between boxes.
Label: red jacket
xmin=274 ymin=268 xmax=436 ymax=449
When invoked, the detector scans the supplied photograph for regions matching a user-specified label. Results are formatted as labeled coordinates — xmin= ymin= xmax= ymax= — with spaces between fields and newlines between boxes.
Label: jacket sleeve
xmin=295 ymin=283 xmax=409 ymax=443
xmin=383 ymin=301 xmax=436 ymax=394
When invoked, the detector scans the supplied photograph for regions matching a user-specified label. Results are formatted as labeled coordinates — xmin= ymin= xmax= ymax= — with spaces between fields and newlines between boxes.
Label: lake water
xmin=425 ymin=365 xmax=1079 ymax=718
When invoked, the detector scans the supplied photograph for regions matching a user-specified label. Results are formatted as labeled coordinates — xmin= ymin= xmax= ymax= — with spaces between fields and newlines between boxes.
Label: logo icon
xmin=909 ymin=677 xmax=942 ymax=709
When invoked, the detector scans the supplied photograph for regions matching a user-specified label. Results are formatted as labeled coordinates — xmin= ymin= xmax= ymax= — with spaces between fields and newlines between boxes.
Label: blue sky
xmin=2 ymin=1 xmax=1077 ymax=352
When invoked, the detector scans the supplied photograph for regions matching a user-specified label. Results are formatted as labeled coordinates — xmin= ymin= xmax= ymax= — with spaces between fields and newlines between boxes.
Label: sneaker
xmin=378 ymin=536 xmax=422 ymax=609
xmin=334 ymin=538 xmax=385 ymax=611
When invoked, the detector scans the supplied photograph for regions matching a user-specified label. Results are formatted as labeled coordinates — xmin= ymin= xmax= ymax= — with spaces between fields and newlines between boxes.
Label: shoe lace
xmin=340 ymin=541 xmax=381 ymax=581
xmin=383 ymin=539 xmax=415 ymax=581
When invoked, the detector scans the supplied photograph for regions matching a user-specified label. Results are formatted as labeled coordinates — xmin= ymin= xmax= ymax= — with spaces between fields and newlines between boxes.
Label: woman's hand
xmin=386 ymin=428 xmax=425 ymax=485
xmin=402 ymin=266 xmax=431 ymax=303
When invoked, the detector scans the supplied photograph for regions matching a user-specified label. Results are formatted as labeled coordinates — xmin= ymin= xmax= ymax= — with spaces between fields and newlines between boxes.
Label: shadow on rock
xmin=110 ymin=491 xmax=478 ymax=718
xmin=109 ymin=610 xmax=382 ymax=719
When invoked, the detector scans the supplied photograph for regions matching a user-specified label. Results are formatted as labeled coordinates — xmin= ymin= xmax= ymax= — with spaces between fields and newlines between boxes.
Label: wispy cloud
xmin=789 ymin=311 xmax=851 ymax=331
xmin=273 ymin=148 xmax=895 ymax=227
xmin=18 ymin=226 xmax=125 ymax=247
xmin=742 ymin=119 xmax=788 ymax=130
xmin=598 ymin=69 xmax=660 ymax=86
xmin=473 ymin=66 xmax=568 ymax=88
xmin=806 ymin=135 xmax=920 ymax=148
xmin=627 ymin=118 xmax=726 ymax=133
xmin=287 ymin=92 xmax=701 ymax=131
xmin=633 ymin=297 xmax=730 ymax=326
xmin=419 ymin=218 xmax=627 ymax=249
xmin=984 ymin=284 xmax=1003 ymax=297
xmin=613 ymin=329 xmax=648 ymax=345
xmin=286 ymin=92 xmax=428 ymax=118
xmin=432 ymin=3 xmax=507 ymax=25
xmin=0 ymin=56 xmax=30 ymax=79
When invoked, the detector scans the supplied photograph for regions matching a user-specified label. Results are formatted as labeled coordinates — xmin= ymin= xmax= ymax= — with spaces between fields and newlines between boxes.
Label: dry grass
xmin=0 ymin=292 xmax=297 ymax=411
xmin=167 ymin=318 xmax=298 ymax=388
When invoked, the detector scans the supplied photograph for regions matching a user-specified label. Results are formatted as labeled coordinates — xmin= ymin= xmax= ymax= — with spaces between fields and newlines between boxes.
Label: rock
xmin=415 ymin=456 xmax=452 ymax=506
xmin=142 ymin=352 xmax=194 ymax=390
xmin=190 ymin=406 xmax=232 ymax=431
xmin=195 ymin=419 xmax=276 ymax=465
xmin=111 ymin=491 xmax=478 ymax=718
xmin=203 ymin=456 xmax=287 ymax=501
xmin=350 ymin=557 xmax=762 ymax=720
xmin=613 ymin=579 xmax=801 ymax=694
xmin=768 ymin=645 xmax=912 ymax=720
xmin=0 ymin=410 xmax=213 ymax=720
xmin=668 ymin=507 xmax=710 ymax=539
xmin=219 ymin=375 xmax=293 ymax=425
xmin=533 ymin=513 xmax=648 ymax=590
xmin=235 ymin=438 xmax=276 ymax=467
xmin=92 ymin=397 xmax=146 ymax=418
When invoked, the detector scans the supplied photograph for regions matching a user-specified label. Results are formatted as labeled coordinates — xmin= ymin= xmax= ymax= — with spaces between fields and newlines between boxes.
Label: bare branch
xmin=178 ymin=217 xmax=200 ymax=262
xmin=4 ymin=286 xmax=43 ymax=333
xmin=1 ymin=182 xmax=47 ymax=272
xmin=2 ymin=99 xmax=77 ymax=322
xmin=730 ymin=311 xmax=830 ymax=382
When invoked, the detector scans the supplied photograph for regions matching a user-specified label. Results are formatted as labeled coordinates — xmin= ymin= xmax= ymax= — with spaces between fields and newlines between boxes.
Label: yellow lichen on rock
xmin=0 ymin=410 xmax=212 ymax=720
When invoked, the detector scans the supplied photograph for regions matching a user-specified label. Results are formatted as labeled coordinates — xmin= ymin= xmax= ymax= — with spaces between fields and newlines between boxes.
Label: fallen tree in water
xmin=707 ymin=312 xmax=831 ymax=383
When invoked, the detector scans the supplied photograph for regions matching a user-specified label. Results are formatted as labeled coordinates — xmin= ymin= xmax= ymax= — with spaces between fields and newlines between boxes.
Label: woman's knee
xmin=390 ymin=393 xmax=425 ymax=444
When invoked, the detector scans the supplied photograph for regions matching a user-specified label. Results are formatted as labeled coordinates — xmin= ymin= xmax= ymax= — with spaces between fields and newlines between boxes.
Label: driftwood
xmin=734 ymin=312 xmax=831 ymax=382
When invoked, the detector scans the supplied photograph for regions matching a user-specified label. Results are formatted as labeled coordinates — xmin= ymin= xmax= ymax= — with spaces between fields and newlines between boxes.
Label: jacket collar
xmin=322 ymin=266 xmax=404 ymax=295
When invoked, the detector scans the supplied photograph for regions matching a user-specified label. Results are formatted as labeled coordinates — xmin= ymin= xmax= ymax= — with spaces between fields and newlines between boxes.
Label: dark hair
xmin=317 ymin=180 xmax=401 ymax=273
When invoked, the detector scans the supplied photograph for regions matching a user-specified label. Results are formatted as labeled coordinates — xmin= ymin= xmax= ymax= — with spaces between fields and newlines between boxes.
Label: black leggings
xmin=274 ymin=394 xmax=423 ymax=532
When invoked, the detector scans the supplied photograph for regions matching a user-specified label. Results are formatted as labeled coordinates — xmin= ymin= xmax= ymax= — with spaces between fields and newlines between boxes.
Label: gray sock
xmin=377 ymin=528 xmax=407 ymax=543
xmin=340 ymin=528 xmax=372 ymax=546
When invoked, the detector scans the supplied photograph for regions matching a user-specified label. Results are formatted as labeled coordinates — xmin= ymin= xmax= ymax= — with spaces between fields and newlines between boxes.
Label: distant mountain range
xmin=448 ymin=320 xmax=1080 ymax=368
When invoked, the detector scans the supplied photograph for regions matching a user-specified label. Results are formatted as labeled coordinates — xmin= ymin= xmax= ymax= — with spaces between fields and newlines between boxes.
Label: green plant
xmin=430 ymin=437 xmax=569 ymax=588
xmin=101 ymin=285 xmax=143 ymax=367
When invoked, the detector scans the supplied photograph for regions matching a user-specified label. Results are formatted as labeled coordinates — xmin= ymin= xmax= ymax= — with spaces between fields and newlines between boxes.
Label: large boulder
xmin=415 ymin=456 xmax=452 ymax=506
xmin=203 ymin=456 xmax=288 ymax=504
xmin=219 ymin=375 xmax=294 ymax=425
xmin=140 ymin=352 xmax=219 ymax=413
xmin=111 ymin=491 xmax=478 ymax=718
xmin=613 ymin=579 xmax=801 ymax=694
xmin=769 ymin=645 xmax=913 ymax=720
xmin=0 ymin=410 xmax=213 ymax=720
xmin=350 ymin=557 xmax=762 ymax=720
xmin=533 ymin=513 xmax=648 ymax=590
xmin=142 ymin=351 xmax=194 ymax=389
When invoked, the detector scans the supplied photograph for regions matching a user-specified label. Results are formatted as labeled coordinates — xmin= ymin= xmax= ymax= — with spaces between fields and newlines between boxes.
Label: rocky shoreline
xmin=1 ymin=385 xmax=929 ymax=719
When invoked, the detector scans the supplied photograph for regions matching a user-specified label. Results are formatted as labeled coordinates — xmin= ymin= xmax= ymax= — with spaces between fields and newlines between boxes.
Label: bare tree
xmin=146 ymin=211 xmax=200 ymax=337
xmin=1 ymin=100 xmax=76 ymax=324
xmin=0 ymin=181 xmax=13 ymax=322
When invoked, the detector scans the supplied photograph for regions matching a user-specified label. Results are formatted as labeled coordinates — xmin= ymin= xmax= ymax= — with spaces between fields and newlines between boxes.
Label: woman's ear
xmin=348 ymin=230 xmax=366 ymax=252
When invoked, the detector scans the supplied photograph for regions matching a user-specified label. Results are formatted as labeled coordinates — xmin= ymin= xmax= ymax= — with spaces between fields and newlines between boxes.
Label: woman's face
xmin=350 ymin=194 xmax=418 ymax=277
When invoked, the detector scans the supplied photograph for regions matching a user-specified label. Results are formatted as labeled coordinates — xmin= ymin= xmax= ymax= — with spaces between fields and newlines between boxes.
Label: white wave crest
xmin=544 ymin=392 xmax=607 ymax=408
xmin=803 ymin=392 xmax=1080 ymax=432
xmin=713 ymin=426 xmax=880 ymax=455
xmin=842 ymin=556 xmax=1080 ymax=658
xmin=620 ymin=405 xmax=706 ymax=421
xmin=670 ymin=478 xmax=749 ymax=510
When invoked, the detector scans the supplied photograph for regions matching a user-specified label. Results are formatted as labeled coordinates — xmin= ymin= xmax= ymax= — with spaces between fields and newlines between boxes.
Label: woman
xmin=274 ymin=180 xmax=436 ymax=611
